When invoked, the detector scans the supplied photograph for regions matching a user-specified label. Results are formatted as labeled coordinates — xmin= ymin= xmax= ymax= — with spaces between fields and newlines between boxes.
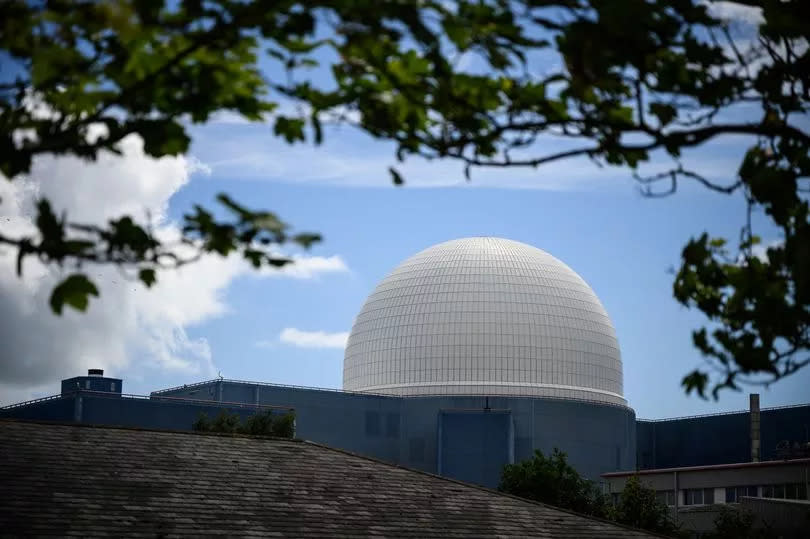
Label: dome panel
xmin=343 ymin=237 xmax=625 ymax=405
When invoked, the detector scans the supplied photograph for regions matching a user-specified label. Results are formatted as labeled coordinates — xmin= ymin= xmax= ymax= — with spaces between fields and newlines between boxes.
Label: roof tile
xmin=0 ymin=421 xmax=658 ymax=538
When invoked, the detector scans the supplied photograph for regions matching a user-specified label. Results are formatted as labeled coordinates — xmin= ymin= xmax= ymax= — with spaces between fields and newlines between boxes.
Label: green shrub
xmin=193 ymin=409 xmax=295 ymax=438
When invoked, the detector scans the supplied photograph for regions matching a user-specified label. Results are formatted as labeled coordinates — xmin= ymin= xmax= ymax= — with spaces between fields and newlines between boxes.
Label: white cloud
xmin=259 ymin=254 xmax=349 ymax=279
xmin=703 ymin=1 xmax=764 ymax=26
xmin=750 ymin=239 xmax=783 ymax=263
xmin=278 ymin=328 xmax=349 ymax=349
xmin=191 ymin=123 xmax=630 ymax=191
xmin=0 ymin=132 xmax=348 ymax=405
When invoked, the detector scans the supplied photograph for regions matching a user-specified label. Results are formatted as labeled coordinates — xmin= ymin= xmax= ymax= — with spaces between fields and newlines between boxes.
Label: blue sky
xmin=2 ymin=1 xmax=806 ymax=416
xmin=109 ymin=115 xmax=807 ymax=420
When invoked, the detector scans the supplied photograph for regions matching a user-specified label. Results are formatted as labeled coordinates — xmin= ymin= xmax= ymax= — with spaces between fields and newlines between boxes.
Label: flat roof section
xmin=603 ymin=457 xmax=810 ymax=477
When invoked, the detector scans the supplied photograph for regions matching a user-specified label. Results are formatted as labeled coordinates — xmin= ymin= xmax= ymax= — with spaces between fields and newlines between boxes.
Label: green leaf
xmin=274 ymin=116 xmax=306 ymax=143
xmin=267 ymin=257 xmax=291 ymax=268
xmin=243 ymin=249 xmax=263 ymax=268
xmin=648 ymin=103 xmax=677 ymax=126
xmin=49 ymin=274 xmax=99 ymax=315
xmin=681 ymin=370 xmax=709 ymax=399
xmin=389 ymin=167 xmax=404 ymax=186
xmin=292 ymin=233 xmax=322 ymax=249
xmin=138 ymin=268 xmax=156 ymax=287
xmin=131 ymin=119 xmax=190 ymax=157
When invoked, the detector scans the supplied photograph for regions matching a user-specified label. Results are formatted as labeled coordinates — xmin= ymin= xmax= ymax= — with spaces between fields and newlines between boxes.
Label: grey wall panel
xmin=81 ymin=394 xmax=267 ymax=431
xmin=636 ymin=404 xmax=810 ymax=470
xmin=0 ymin=396 xmax=75 ymax=422
xmin=439 ymin=411 xmax=513 ymax=487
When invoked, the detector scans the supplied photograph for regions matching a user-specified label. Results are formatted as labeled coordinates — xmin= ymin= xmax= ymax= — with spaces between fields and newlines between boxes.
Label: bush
xmin=611 ymin=475 xmax=678 ymax=536
xmin=707 ymin=506 xmax=774 ymax=539
xmin=499 ymin=448 xmax=610 ymax=518
xmin=501 ymin=452 xmax=683 ymax=536
xmin=193 ymin=409 xmax=295 ymax=438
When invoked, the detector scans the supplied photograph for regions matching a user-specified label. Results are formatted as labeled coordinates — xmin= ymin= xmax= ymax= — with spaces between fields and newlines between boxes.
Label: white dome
xmin=343 ymin=237 xmax=625 ymax=405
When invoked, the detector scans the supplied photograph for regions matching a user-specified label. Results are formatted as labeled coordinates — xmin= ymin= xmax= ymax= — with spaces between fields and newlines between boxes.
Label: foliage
xmin=674 ymin=141 xmax=810 ymax=398
xmin=1 ymin=0 xmax=330 ymax=314
xmin=501 ymin=452 xmax=682 ymax=535
xmin=242 ymin=409 xmax=296 ymax=438
xmin=706 ymin=505 xmax=774 ymax=539
xmin=2 ymin=0 xmax=809 ymax=395
xmin=611 ymin=475 xmax=679 ymax=536
xmin=8 ymin=194 xmax=321 ymax=315
xmin=192 ymin=409 xmax=296 ymax=438
xmin=499 ymin=448 xmax=610 ymax=518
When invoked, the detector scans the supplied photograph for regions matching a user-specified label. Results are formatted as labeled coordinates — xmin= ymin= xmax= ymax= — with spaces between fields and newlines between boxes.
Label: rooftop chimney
xmin=750 ymin=393 xmax=760 ymax=462
xmin=88 ymin=369 xmax=104 ymax=377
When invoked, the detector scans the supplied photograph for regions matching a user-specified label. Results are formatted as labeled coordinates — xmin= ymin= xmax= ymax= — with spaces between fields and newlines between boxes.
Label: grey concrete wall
xmin=675 ymin=499 xmax=810 ymax=538
xmin=741 ymin=497 xmax=810 ymax=537
xmin=604 ymin=460 xmax=810 ymax=493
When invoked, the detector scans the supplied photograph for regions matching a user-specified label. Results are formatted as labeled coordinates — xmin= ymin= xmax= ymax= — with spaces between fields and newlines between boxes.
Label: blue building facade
xmin=4 ymin=371 xmax=809 ymax=488
xmin=637 ymin=404 xmax=810 ymax=469
xmin=1 ymin=372 xmax=636 ymax=486
xmin=157 ymin=378 xmax=637 ymax=483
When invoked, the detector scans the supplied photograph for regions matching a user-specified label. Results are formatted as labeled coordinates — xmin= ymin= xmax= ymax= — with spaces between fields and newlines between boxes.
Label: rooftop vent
xmin=88 ymin=369 xmax=104 ymax=377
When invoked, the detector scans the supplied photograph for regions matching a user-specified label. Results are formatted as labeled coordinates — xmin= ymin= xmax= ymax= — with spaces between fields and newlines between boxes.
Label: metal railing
xmin=149 ymin=377 xmax=634 ymax=410
xmin=150 ymin=378 xmax=397 ymax=398
xmin=637 ymin=400 xmax=810 ymax=423
xmin=0 ymin=393 xmax=68 ymax=410
xmin=130 ymin=392 xmax=294 ymax=411
xmin=2 ymin=390 xmax=294 ymax=412
xmin=149 ymin=379 xmax=219 ymax=394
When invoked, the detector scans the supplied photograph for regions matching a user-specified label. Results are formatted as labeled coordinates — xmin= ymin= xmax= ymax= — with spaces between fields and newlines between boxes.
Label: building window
xmin=725 ymin=486 xmax=758 ymax=503
xmin=656 ymin=490 xmax=675 ymax=506
xmin=684 ymin=489 xmax=702 ymax=506
xmin=763 ymin=483 xmax=809 ymax=500
xmin=684 ymin=488 xmax=714 ymax=506
xmin=110 ymin=382 xmax=116 ymax=392
xmin=85 ymin=380 xmax=91 ymax=389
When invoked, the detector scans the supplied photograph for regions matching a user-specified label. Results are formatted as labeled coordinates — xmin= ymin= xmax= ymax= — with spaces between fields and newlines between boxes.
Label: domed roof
xmin=343 ymin=237 xmax=625 ymax=405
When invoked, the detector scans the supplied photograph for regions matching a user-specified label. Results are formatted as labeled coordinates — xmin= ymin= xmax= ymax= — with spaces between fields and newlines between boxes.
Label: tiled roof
xmin=0 ymin=420 xmax=657 ymax=538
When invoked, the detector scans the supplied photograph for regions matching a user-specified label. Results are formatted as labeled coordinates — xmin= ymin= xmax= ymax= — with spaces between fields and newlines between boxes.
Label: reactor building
xmin=344 ymin=237 xmax=625 ymax=404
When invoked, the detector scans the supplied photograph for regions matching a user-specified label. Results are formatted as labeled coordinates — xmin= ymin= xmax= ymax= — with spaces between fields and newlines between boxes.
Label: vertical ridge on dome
xmin=343 ymin=237 xmax=625 ymax=405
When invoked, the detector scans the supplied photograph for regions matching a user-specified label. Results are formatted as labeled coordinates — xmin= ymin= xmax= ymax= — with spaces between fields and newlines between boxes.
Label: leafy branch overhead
xmin=2 ymin=193 xmax=320 ymax=315
xmin=1 ymin=1 xmax=808 ymax=397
